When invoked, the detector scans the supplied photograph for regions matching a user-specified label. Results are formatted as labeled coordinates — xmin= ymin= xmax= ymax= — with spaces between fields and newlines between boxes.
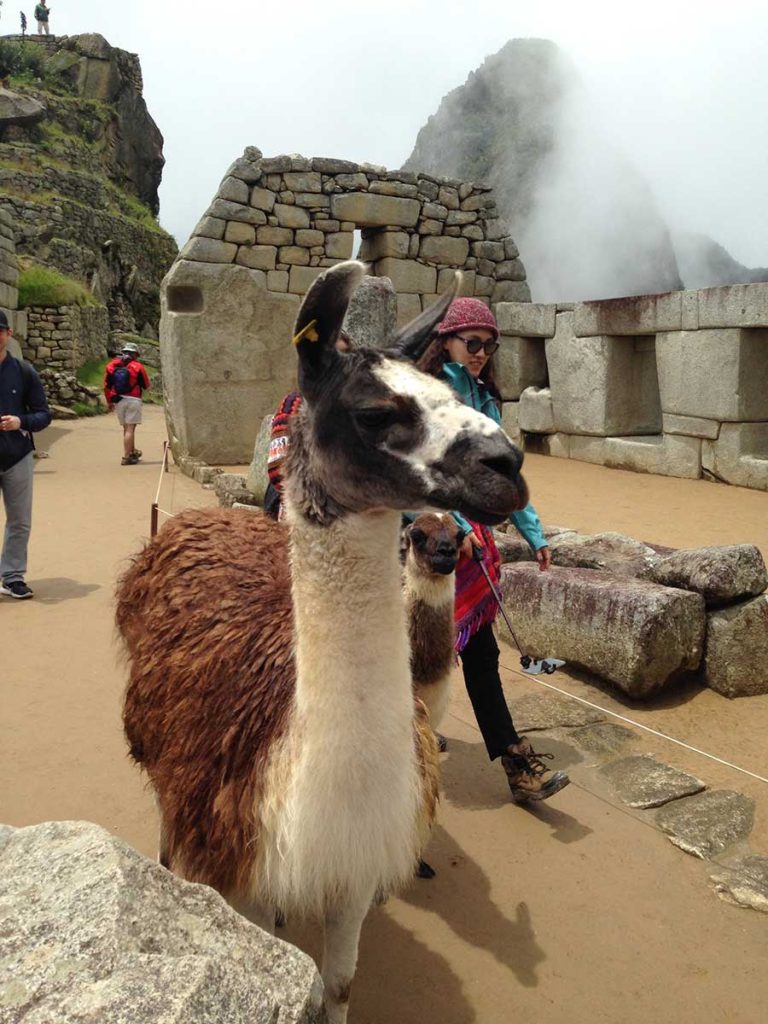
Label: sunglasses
xmin=453 ymin=334 xmax=499 ymax=356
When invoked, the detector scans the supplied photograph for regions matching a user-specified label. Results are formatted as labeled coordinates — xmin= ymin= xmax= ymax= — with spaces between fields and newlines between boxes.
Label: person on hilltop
xmin=418 ymin=297 xmax=570 ymax=804
xmin=34 ymin=1 xmax=50 ymax=35
xmin=104 ymin=342 xmax=150 ymax=466
xmin=0 ymin=310 xmax=51 ymax=600
xmin=20 ymin=11 xmax=28 ymax=36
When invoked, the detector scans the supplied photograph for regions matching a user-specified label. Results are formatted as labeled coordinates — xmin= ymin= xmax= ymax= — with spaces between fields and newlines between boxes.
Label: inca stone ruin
xmin=162 ymin=147 xmax=768 ymax=492
xmin=161 ymin=148 xmax=527 ymax=464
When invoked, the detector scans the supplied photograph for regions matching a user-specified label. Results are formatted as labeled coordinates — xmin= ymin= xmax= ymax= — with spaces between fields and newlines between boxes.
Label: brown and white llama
xmin=404 ymin=513 xmax=464 ymax=731
xmin=117 ymin=261 xmax=528 ymax=1023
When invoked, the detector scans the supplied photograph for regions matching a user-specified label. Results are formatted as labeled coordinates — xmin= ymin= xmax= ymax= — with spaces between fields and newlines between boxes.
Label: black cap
xmin=0 ymin=310 xmax=9 ymax=329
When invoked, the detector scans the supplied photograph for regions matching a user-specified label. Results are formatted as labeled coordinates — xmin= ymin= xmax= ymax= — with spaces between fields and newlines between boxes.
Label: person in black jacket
xmin=0 ymin=311 xmax=51 ymax=599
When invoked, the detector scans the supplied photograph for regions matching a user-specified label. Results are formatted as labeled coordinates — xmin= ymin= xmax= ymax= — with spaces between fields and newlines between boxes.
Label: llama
xmin=404 ymin=512 xmax=464 ymax=731
xmin=118 ymin=261 xmax=528 ymax=1023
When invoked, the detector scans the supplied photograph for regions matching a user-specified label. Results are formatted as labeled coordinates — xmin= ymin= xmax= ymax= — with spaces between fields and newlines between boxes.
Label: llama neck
xmin=286 ymin=505 xmax=411 ymax=711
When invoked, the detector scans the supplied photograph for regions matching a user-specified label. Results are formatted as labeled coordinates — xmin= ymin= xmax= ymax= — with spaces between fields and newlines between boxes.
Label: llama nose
xmin=436 ymin=542 xmax=458 ymax=557
xmin=478 ymin=439 xmax=523 ymax=480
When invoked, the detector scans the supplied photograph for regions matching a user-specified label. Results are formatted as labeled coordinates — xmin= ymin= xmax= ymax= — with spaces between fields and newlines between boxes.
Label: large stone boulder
xmin=498 ymin=565 xmax=706 ymax=698
xmin=0 ymin=820 xmax=322 ymax=1023
xmin=704 ymin=594 xmax=768 ymax=697
xmin=643 ymin=544 xmax=767 ymax=607
xmin=0 ymin=87 xmax=45 ymax=127
xmin=162 ymin=260 xmax=301 ymax=464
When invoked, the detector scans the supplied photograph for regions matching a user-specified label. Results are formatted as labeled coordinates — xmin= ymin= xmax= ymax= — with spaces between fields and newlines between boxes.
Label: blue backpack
xmin=112 ymin=363 xmax=133 ymax=396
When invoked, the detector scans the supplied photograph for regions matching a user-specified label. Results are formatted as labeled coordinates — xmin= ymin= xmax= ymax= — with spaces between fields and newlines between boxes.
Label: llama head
xmin=404 ymin=513 xmax=464 ymax=577
xmin=288 ymin=261 xmax=528 ymax=525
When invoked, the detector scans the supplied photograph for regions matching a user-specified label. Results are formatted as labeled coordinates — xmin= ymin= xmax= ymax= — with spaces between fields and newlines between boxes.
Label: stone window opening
xmin=166 ymin=285 xmax=204 ymax=314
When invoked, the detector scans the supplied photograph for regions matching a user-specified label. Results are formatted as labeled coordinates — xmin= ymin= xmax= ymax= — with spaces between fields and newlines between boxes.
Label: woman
xmin=419 ymin=297 xmax=569 ymax=803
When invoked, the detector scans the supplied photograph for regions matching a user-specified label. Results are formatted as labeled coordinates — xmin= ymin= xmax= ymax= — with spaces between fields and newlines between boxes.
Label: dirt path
xmin=2 ymin=410 xmax=767 ymax=1023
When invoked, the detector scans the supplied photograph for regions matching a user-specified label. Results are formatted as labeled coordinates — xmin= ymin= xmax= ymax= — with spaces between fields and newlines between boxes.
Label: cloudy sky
xmin=37 ymin=1 xmax=768 ymax=266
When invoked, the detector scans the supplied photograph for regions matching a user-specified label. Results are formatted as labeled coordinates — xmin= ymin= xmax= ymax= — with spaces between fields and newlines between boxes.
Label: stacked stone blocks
xmin=22 ymin=304 xmax=109 ymax=371
xmin=163 ymin=148 xmax=529 ymax=464
xmin=495 ymin=284 xmax=768 ymax=491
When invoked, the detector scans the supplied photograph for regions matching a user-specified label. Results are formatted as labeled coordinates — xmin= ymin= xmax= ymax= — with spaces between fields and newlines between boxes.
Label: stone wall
xmin=22 ymin=303 xmax=109 ymax=370
xmin=162 ymin=147 xmax=529 ymax=464
xmin=496 ymin=285 xmax=768 ymax=491
xmin=0 ymin=203 xmax=28 ymax=358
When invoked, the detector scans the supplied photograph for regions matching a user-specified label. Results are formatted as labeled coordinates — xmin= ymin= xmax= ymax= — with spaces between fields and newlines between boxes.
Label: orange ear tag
xmin=292 ymin=320 xmax=319 ymax=346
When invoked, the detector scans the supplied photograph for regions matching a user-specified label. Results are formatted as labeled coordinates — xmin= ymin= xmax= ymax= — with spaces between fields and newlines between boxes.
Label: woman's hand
xmin=535 ymin=545 xmax=551 ymax=571
xmin=461 ymin=530 xmax=482 ymax=559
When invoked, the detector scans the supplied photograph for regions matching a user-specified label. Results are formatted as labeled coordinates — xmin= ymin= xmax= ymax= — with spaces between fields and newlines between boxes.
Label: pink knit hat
xmin=434 ymin=297 xmax=499 ymax=341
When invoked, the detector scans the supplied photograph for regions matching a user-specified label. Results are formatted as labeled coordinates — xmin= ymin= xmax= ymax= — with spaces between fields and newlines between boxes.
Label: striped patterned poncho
xmin=454 ymin=521 xmax=501 ymax=653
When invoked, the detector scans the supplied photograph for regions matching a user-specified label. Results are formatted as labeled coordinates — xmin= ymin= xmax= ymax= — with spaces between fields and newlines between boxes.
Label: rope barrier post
xmin=163 ymin=439 xmax=169 ymax=472
xmin=151 ymin=502 xmax=159 ymax=537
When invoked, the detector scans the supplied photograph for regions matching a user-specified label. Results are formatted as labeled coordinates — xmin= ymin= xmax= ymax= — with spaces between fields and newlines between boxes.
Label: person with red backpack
xmin=104 ymin=342 xmax=150 ymax=466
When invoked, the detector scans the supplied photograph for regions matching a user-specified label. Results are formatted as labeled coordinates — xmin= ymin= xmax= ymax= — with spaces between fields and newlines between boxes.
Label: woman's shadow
xmin=439 ymin=735 xmax=594 ymax=845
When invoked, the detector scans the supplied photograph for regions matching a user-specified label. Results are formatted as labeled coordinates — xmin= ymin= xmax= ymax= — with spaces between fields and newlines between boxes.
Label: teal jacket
xmin=442 ymin=362 xmax=547 ymax=553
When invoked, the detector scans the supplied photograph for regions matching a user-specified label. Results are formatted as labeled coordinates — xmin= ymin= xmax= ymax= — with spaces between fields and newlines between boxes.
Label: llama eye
xmin=353 ymin=407 xmax=396 ymax=431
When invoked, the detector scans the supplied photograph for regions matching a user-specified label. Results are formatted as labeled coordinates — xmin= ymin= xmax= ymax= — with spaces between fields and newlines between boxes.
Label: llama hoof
xmin=417 ymin=859 xmax=436 ymax=879
xmin=275 ymin=909 xmax=286 ymax=928
xmin=436 ymin=732 xmax=448 ymax=753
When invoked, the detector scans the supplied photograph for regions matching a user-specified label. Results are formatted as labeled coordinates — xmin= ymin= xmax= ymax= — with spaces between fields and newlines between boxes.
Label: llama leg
xmin=321 ymin=896 xmax=371 ymax=1024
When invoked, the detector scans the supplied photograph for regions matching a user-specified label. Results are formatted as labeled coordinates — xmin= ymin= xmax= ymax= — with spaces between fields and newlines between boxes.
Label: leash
xmin=472 ymin=545 xmax=564 ymax=675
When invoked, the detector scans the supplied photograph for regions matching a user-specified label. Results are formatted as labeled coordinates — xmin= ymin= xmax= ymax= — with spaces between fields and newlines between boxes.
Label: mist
xmin=33 ymin=0 xmax=768 ymax=290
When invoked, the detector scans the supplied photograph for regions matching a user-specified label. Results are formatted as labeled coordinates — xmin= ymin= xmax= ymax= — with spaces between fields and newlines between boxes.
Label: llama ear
xmin=294 ymin=260 xmax=366 ymax=397
xmin=387 ymin=272 xmax=462 ymax=362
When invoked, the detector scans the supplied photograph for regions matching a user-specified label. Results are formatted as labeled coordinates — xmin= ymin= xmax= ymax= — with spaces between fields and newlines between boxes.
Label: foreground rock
xmin=703 ymin=595 xmax=768 ymax=697
xmin=0 ymin=821 xmax=322 ymax=1023
xmin=644 ymin=544 xmax=767 ymax=607
xmin=499 ymin=565 xmax=706 ymax=698
xmin=655 ymin=791 xmax=755 ymax=858
xmin=600 ymin=755 xmax=705 ymax=809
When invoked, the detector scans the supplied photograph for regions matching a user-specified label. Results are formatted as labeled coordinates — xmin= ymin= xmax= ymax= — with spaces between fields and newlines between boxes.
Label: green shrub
xmin=18 ymin=263 xmax=99 ymax=308
xmin=75 ymin=358 xmax=108 ymax=389
xmin=0 ymin=40 xmax=44 ymax=81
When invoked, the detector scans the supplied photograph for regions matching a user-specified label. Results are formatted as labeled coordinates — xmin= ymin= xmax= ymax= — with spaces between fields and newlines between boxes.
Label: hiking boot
xmin=131 ymin=449 xmax=143 ymax=461
xmin=121 ymin=453 xmax=139 ymax=465
xmin=501 ymin=737 xmax=570 ymax=803
xmin=1 ymin=580 xmax=34 ymax=599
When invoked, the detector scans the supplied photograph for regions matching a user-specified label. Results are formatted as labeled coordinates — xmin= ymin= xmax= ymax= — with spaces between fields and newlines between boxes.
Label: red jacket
xmin=104 ymin=357 xmax=150 ymax=406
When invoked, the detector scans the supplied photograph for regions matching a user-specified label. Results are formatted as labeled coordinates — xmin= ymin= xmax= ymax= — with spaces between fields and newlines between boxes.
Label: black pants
xmin=459 ymin=623 xmax=520 ymax=760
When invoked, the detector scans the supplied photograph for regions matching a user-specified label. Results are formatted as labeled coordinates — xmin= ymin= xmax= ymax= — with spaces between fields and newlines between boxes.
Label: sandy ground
xmin=2 ymin=405 xmax=767 ymax=1023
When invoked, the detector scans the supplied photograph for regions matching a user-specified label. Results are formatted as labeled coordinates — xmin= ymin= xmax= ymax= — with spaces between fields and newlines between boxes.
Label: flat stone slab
xmin=600 ymin=754 xmax=705 ymax=808
xmin=655 ymin=790 xmax=756 ymax=859
xmin=561 ymin=722 xmax=636 ymax=757
xmin=510 ymin=692 xmax=604 ymax=732
xmin=710 ymin=856 xmax=768 ymax=913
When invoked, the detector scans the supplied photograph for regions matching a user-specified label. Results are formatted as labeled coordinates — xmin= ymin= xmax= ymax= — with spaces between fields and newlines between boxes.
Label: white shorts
xmin=116 ymin=396 xmax=143 ymax=425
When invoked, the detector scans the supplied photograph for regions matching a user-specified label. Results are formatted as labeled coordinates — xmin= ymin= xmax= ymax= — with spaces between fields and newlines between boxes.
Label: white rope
xmin=520 ymin=672 xmax=768 ymax=785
